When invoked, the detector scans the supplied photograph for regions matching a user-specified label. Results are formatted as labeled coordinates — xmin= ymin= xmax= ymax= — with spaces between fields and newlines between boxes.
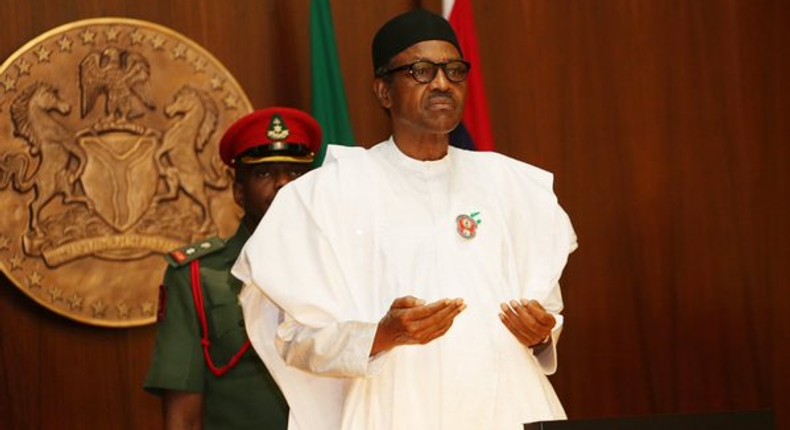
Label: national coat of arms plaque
xmin=0 ymin=18 xmax=253 ymax=327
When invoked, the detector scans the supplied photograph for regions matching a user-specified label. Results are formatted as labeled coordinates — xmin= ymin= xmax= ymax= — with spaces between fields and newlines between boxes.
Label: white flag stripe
xmin=442 ymin=0 xmax=456 ymax=19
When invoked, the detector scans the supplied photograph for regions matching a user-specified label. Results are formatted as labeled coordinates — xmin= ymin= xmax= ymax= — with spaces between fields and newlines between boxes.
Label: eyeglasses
xmin=381 ymin=60 xmax=471 ymax=84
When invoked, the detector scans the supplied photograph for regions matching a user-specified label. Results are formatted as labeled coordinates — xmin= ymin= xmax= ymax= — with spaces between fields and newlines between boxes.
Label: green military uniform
xmin=144 ymin=224 xmax=288 ymax=430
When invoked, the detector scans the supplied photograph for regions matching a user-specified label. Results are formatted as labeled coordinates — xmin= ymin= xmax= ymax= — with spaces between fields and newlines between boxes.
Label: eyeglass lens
xmin=406 ymin=60 xmax=470 ymax=83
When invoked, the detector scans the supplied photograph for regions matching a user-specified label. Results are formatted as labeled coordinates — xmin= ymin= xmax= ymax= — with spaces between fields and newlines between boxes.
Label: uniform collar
xmin=222 ymin=223 xmax=251 ymax=262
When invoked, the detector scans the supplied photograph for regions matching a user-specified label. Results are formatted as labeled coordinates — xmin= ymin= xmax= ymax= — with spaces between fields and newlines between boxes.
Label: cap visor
xmin=239 ymin=154 xmax=315 ymax=164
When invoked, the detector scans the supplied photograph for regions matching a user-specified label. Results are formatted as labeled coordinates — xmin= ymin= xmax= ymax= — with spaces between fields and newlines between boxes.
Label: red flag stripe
xmin=447 ymin=0 xmax=496 ymax=151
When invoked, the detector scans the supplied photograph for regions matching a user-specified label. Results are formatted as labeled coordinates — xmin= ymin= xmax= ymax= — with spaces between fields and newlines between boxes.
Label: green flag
xmin=311 ymin=0 xmax=356 ymax=165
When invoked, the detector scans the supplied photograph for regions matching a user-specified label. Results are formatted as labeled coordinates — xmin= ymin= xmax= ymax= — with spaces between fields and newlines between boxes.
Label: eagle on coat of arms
xmin=79 ymin=46 xmax=156 ymax=120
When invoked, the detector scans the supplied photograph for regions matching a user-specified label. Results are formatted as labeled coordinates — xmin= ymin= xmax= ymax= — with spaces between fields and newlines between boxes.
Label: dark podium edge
xmin=524 ymin=409 xmax=775 ymax=430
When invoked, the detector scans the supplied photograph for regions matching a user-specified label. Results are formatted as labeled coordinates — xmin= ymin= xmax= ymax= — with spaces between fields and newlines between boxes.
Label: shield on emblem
xmin=78 ymin=131 xmax=160 ymax=231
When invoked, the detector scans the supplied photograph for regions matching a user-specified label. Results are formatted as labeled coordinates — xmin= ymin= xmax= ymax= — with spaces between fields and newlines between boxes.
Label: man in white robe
xmin=233 ymin=8 xmax=577 ymax=430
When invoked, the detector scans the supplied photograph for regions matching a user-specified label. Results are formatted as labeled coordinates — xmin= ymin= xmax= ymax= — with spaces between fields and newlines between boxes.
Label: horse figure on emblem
xmin=2 ymin=82 xmax=90 ymax=239
xmin=155 ymin=85 xmax=228 ymax=235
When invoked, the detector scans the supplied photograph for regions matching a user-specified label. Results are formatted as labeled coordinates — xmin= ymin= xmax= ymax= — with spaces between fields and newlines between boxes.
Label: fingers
xmin=499 ymin=304 xmax=537 ymax=345
xmin=523 ymin=300 xmax=556 ymax=326
xmin=411 ymin=300 xmax=466 ymax=340
xmin=404 ymin=298 xmax=464 ymax=322
xmin=499 ymin=299 xmax=555 ymax=347
xmin=390 ymin=296 xmax=426 ymax=309
xmin=383 ymin=297 xmax=466 ymax=347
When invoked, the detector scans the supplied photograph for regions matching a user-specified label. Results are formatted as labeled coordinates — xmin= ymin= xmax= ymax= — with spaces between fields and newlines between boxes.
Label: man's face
xmin=233 ymin=161 xmax=312 ymax=229
xmin=375 ymin=40 xmax=467 ymax=136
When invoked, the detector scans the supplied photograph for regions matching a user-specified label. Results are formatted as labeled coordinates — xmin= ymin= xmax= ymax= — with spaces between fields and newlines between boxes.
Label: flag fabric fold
xmin=311 ymin=0 xmax=356 ymax=164
xmin=443 ymin=0 xmax=495 ymax=151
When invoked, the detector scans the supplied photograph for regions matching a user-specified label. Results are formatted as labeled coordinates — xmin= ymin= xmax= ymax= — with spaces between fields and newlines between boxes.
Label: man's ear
xmin=373 ymin=78 xmax=392 ymax=109
xmin=232 ymin=175 xmax=244 ymax=208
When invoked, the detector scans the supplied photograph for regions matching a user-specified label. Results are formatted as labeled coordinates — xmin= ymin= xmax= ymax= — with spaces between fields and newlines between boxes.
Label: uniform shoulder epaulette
xmin=165 ymin=237 xmax=226 ymax=267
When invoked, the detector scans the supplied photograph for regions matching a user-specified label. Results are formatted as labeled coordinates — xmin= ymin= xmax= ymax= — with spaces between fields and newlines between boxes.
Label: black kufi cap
xmin=372 ymin=9 xmax=462 ymax=73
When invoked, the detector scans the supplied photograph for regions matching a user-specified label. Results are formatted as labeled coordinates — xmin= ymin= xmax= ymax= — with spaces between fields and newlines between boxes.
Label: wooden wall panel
xmin=1 ymin=0 xmax=787 ymax=429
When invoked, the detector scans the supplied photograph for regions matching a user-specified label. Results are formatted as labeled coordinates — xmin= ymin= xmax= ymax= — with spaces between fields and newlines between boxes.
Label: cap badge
xmin=266 ymin=114 xmax=290 ymax=141
xmin=456 ymin=211 xmax=482 ymax=239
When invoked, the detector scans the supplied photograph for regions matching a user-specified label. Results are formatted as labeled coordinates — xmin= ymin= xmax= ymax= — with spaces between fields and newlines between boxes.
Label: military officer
xmin=144 ymin=107 xmax=322 ymax=430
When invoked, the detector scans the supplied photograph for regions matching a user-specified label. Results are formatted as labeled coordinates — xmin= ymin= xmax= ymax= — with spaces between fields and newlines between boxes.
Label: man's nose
xmin=430 ymin=67 xmax=452 ymax=90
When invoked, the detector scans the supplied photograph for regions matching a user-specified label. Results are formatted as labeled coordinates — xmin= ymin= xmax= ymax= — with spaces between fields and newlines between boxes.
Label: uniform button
xmin=238 ymin=319 xmax=245 ymax=327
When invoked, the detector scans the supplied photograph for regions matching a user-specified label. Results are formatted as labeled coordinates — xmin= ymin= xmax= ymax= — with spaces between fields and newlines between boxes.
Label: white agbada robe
xmin=234 ymin=139 xmax=577 ymax=430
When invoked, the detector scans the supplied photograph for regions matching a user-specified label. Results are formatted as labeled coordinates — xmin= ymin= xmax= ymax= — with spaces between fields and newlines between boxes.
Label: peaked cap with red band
xmin=219 ymin=107 xmax=323 ymax=166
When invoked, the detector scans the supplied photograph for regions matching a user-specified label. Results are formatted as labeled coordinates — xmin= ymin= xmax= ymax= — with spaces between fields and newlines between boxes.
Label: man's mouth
xmin=427 ymin=95 xmax=456 ymax=109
